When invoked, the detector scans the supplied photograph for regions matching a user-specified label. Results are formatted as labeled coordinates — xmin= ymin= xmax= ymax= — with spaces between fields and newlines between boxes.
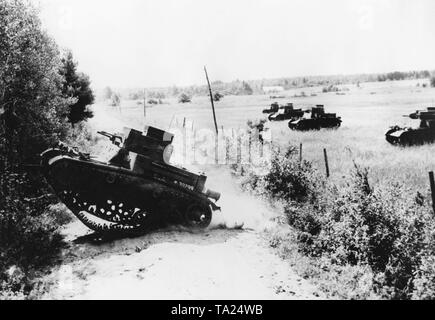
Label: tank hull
xmin=268 ymin=110 xmax=304 ymax=121
xmin=288 ymin=118 xmax=341 ymax=130
xmin=385 ymin=127 xmax=435 ymax=145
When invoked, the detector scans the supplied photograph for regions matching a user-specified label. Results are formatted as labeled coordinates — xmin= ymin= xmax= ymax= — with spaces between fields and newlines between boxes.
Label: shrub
xmin=178 ymin=93 xmax=192 ymax=103
xmin=235 ymin=142 xmax=435 ymax=299
xmin=213 ymin=92 xmax=224 ymax=101
xmin=412 ymin=255 xmax=435 ymax=299
xmin=261 ymin=147 xmax=323 ymax=203
xmin=110 ymin=93 xmax=121 ymax=106
xmin=0 ymin=171 xmax=65 ymax=296
xmin=430 ymin=77 xmax=435 ymax=88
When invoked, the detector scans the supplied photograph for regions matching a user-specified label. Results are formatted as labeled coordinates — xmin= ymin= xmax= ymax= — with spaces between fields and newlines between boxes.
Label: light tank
xmin=262 ymin=102 xmax=279 ymax=114
xmin=386 ymin=107 xmax=435 ymax=145
xmin=288 ymin=105 xmax=341 ymax=130
xmin=268 ymin=103 xmax=305 ymax=121
xmin=41 ymin=126 xmax=221 ymax=234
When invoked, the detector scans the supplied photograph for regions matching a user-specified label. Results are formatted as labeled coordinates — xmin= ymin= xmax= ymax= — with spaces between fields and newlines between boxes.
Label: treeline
xmin=377 ymin=70 xmax=431 ymax=82
xmin=1 ymin=0 xmax=94 ymax=298
xmin=113 ymin=69 xmax=434 ymax=101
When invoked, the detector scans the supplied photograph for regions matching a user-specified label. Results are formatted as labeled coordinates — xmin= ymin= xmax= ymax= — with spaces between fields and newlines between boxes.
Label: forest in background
xmin=103 ymin=69 xmax=435 ymax=102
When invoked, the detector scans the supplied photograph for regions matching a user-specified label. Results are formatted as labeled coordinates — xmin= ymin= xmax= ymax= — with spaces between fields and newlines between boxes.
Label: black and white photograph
xmin=1 ymin=0 xmax=435 ymax=305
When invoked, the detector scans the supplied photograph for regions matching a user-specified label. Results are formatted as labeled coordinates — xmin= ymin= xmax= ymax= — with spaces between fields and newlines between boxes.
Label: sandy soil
xmin=40 ymin=104 xmax=321 ymax=300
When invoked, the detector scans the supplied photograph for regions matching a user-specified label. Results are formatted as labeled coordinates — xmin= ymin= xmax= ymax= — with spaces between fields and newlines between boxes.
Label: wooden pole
xmin=168 ymin=114 xmax=175 ymax=129
xmin=248 ymin=135 xmax=252 ymax=163
xmin=323 ymin=148 xmax=330 ymax=178
xmin=429 ymin=171 xmax=435 ymax=214
xmin=143 ymin=89 xmax=147 ymax=118
xmin=215 ymin=133 xmax=219 ymax=164
xmin=299 ymin=143 xmax=303 ymax=162
xmin=204 ymin=66 xmax=218 ymax=135
xmin=183 ymin=117 xmax=186 ymax=128
xmin=193 ymin=129 xmax=197 ymax=163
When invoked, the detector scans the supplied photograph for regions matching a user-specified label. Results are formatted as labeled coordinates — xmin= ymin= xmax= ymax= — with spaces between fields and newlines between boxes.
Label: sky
xmin=34 ymin=0 xmax=435 ymax=89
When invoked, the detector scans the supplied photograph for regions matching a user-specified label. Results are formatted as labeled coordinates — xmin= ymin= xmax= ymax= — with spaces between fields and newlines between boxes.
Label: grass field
xmin=93 ymin=78 xmax=435 ymax=192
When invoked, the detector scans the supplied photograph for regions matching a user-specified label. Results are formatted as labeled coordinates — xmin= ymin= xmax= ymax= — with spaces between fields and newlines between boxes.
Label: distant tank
xmin=262 ymin=102 xmax=279 ymax=114
xmin=288 ymin=105 xmax=341 ymax=130
xmin=41 ymin=126 xmax=221 ymax=234
xmin=268 ymin=103 xmax=305 ymax=121
xmin=386 ymin=107 xmax=435 ymax=145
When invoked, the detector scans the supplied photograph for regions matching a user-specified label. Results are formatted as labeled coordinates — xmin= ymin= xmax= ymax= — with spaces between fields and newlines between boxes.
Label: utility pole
xmin=204 ymin=66 xmax=218 ymax=135
xmin=143 ymin=89 xmax=147 ymax=119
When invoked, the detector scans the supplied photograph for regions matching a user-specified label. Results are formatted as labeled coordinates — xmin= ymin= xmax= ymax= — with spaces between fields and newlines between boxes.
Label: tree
xmin=213 ymin=92 xmax=224 ymax=101
xmin=59 ymin=51 xmax=94 ymax=124
xmin=178 ymin=93 xmax=191 ymax=103
xmin=103 ymin=86 xmax=113 ymax=100
xmin=110 ymin=92 xmax=121 ymax=106
xmin=0 ymin=0 xmax=71 ymax=294
xmin=242 ymin=81 xmax=253 ymax=95
xmin=0 ymin=0 xmax=72 ymax=165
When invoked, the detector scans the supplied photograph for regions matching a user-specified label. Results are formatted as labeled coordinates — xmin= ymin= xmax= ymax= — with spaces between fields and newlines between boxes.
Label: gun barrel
xmin=97 ymin=131 xmax=112 ymax=138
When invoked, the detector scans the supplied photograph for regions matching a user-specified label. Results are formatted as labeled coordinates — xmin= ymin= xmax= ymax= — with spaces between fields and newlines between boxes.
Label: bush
xmin=241 ymin=146 xmax=323 ymax=204
xmin=178 ymin=93 xmax=191 ymax=103
xmin=110 ymin=93 xmax=121 ymax=106
xmin=430 ymin=77 xmax=435 ymax=88
xmin=413 ymin=255 xmax=435 ymax=299
xmin=0 ymin=171 xmax=65 ymax=297
xmin=213 ymin=92 xmax=224 ymax=101
xmin=297 ymin=165 xmax=435 ymax=299
xmin=235 ymin=142 xmax=435 ymax=299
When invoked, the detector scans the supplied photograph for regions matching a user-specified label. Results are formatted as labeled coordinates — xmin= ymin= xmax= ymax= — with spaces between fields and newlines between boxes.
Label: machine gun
xmin=97 ymin=131 xmax=123 ymax=146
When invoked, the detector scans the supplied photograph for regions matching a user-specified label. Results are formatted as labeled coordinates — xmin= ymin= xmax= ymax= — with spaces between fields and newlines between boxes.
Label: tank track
xmin=56 ymin=182 xmax=213 ymax=234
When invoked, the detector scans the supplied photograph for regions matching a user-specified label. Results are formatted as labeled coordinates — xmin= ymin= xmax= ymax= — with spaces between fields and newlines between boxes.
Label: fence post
xmin=429 ymin=171 xmax=435 ymax=214
xmin=168 ymin=114 xmax=175 ymax=129
xmin=323 ymin=148 xmax=330 ymax=178
xmin=299 ymin=143 xmax=303 ymax=162
xmin=215 ymin=131 xmax=219 ymax=164
xmin=193 ymin=129 xmax=196 ymax=164
xmin=248 ymin=134 xmax=252 ymax=163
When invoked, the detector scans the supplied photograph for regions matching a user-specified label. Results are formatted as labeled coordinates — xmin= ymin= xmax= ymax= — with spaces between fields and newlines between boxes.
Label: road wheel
xmin=184 ymin=202 xmax=212 ymax=229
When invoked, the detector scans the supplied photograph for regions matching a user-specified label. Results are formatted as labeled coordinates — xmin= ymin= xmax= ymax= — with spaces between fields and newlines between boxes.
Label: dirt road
xmin=41 ymin=106 xmax=320 ymax=300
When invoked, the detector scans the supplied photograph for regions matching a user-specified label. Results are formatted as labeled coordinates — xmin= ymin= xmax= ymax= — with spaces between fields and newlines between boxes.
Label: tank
xmin=41 ymin=126 xmax=221 ymax=234
xmin=385 ymin=107 xmax=435 ymax=145
xmin=288 ymin=105 xmax=341 ymax=130
xmin=262 ymin=102 xmax=279 ymax=114
xmin=268 ymin=103 xmax=305 ymax=121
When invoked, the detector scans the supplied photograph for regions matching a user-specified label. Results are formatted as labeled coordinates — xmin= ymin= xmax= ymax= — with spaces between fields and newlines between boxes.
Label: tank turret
xmin=262 ymin=102 xmax=280 ymax=114
xmin=268 ymin=102 xmax=305 ymax=121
